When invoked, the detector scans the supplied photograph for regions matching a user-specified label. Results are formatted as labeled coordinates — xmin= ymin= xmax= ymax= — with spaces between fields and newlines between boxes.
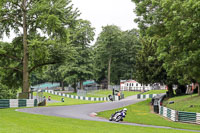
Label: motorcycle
xmin=109 ymin=108 xmax=127 ymax=122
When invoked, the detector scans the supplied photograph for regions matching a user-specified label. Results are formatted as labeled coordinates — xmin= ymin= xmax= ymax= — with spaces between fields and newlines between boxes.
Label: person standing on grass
xmin=117 ymin=92 xmax=121 ymax=100
xmin=48 ymin=96 xmax=51 ymax=101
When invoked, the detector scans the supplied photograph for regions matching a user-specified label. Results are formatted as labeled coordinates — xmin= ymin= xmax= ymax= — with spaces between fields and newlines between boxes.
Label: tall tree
xmin=58 ymin=19 xmax=95 ymax=90
xmin=0 ymin=0 xmax=79 ymax=97
xmin=134 ymin=37 xmax=176 ymax=96
xmin=118 ymin=29 xmax=140 ymax=80
xmin=94 ymin=25 xmax=122 ymax=88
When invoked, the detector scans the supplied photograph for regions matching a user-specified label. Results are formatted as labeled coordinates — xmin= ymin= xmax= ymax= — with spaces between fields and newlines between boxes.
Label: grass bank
xmin=98 ymin=99 xmax=200 ymax=131
xmin=163 ymin=94 xmax=200 ymax=113
xmin=142 ymin=90 xmax=167 ymax=94
xmin=0 ymin=108 xmax=194 ymax=133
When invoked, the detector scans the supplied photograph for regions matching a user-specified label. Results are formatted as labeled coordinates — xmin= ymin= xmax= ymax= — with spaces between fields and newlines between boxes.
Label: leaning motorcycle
xmin=109 ymin=108 xmax=127 ymax=122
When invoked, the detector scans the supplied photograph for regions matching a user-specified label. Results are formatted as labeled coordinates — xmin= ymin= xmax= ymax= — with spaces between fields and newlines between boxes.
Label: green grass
xmin=163 ymin=94 xmax=200 ymax=113
xmin=0 ymin=108 xmax=194 ymax=133
xmin=98 ymin=99 xmax=200 ymax=131
xmin=66 ymin=90 xmax=140 ymax=98
xmin=34 ymin=92 xmax=102 ymax=106
xmin=142 ymin=90 xmax=167 ymax=94
xmin=122 ymin=91 xmax=141 ymax=97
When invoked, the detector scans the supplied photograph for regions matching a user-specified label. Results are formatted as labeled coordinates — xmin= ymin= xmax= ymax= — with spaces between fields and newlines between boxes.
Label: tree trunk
xmin=73 ymin=79 xmax=77 ymax=93
xmin=107 ymin=57 xmax=112 ymax=89
xmin=80 ymin=80 xmax=83 ymax=90
xmin=61 ymin=81 xmax=64 ymax=91
xmin=167 ymin=84 xmax=174 ymax=97
xmin=22 ymin=0 xmax=29 ymax=96
xmin=195 ymin=83 xmax=200 ymax=96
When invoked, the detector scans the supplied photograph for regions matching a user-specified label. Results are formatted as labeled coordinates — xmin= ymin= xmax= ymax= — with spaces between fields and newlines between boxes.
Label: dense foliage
xmin=132 ymin=0 xmax=200 ymax=95
xmin=94 ymin=25 xmax=140 ymax=86
xmin=0 ymin=0 xmax=79 ymax=98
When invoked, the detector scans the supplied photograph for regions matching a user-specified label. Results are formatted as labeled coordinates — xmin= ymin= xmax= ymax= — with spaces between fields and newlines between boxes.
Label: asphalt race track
xmin=17 ymin=95 xmax=200 ymax=132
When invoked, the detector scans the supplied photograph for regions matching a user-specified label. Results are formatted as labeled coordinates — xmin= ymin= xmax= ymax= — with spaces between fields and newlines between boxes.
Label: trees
xmin=134 ymin=38 xmax=166 ymax=84
xmin=94 ymin=25 xmax=122 ymax=88
xmin=0 ymin=0 xmax=79 ymax=97
xmin=133 ymin=37 xmax=176 ymax=96
xmin=56 ymin=20 xmax=95 ymax=90
xmin=69 ymin=20 xmax=95 ymax=90
xmin=132 ymin=0 xmax=200 ymax=95
xmin=157 ymin=0 xmax=200 ymax=83
xmin=132 ymin=0 xmax=177 ymax=96
xmin=119 ymin=29 xmax=140 ymax=80
xmin=94 ymin=26 xmax=140 ymax=87
xmin=158 ymin=0 xmax=200 ymax=95
xmin=0 ymin=83 xmax=16 ymax=99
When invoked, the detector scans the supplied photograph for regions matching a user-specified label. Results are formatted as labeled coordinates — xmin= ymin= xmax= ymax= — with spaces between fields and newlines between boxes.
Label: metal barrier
xmin=108 ymin=85 xmax=120 ymax=90
xmin=77 ymin=90 xmax=87 ymax=97
xmin=178 ymin=111 xmax=196 ymax=123
xmin=31 ymin=82 xmax=60 ymax=91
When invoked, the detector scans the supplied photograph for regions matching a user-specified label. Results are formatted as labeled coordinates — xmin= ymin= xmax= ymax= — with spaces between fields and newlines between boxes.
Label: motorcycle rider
xmin=109 ymin=108 xmax=127 ymax=122
xmin=121 ymin=108 xmax=127 ymax=118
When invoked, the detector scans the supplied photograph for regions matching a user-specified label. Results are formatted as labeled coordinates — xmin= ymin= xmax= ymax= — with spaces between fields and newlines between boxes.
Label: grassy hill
xmin=163 ymin=94 xmax=200 ymax=113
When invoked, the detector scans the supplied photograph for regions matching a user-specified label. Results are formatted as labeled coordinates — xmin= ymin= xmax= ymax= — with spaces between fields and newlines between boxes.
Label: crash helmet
xmin=123 ymin=108 xmax=127 ymax=112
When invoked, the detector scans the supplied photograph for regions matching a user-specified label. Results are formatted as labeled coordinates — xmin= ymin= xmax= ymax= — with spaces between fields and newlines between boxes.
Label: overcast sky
xmin=72 ymin=0 xmax=138 ymax=43
xmin=1 ymin=0 xmax=138 ymax=43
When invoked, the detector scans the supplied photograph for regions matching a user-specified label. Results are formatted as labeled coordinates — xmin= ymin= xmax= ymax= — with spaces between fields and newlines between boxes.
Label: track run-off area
xmin=17 ymin=95 xmax=200 ymax=133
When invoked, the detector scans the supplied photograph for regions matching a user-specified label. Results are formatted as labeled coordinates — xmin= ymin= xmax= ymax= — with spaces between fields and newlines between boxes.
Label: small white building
xmin=120 ymin=80 xmax=151 ymax=91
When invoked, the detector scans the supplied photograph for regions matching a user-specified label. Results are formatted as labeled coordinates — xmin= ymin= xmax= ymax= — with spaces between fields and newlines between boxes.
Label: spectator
xmin=48 ymin=96 xmax=51 ymax=101
xmin=117 ymin=92 xmax=121 ymax=100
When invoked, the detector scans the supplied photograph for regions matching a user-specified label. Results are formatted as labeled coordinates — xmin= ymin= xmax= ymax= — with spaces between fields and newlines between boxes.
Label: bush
xmin=0 ymin=84 xmax=17 ymax=99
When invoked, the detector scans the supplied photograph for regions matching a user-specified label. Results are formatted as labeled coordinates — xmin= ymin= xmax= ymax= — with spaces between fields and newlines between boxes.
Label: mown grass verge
xmin=163 ymin=94 xmax=200 ymax=113
xmin=0 ymin=108 xmax=194 ymax=133
xmin=98 ymin=99 xmax=200 ymax=131
xmin=142 ymin=90 xmax=167 ymax=94
xmin=34 ymin=92 xmax=102 ymax=106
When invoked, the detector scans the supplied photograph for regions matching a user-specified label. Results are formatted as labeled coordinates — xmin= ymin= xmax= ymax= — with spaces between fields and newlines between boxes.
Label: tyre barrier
xmin=137 ymin=94 xmax=200 ymax=125
xmin=45 ymin=90 xmax=109 ymax=101
xmin=159 ymin=106 xmax=200 ymax=124
xmin=137 ymin=94 xmax=158 ymax=99
xmin=0 ymin=99 xmax=37 ymax=108
xmin=159 ymin=106 xmax=177 ymax=121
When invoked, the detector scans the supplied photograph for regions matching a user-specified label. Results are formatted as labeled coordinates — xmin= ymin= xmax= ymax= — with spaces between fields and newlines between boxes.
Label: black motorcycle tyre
xmin=115 ymin=116 xmax=122 ymax=122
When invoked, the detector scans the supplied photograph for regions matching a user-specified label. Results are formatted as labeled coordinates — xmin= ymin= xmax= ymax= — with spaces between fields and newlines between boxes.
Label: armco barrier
xmin=159 ymin=105 xmax=200 ymax=124
xmin=178 ymin=111 xmax=196 ymax=123
xmin=0 ymin=99 xmax=37 ymax=108
xmin=45 ymin=90 xmax=109 ymax=101
xmin=137 ymin=94 xmax=158 ymax=99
